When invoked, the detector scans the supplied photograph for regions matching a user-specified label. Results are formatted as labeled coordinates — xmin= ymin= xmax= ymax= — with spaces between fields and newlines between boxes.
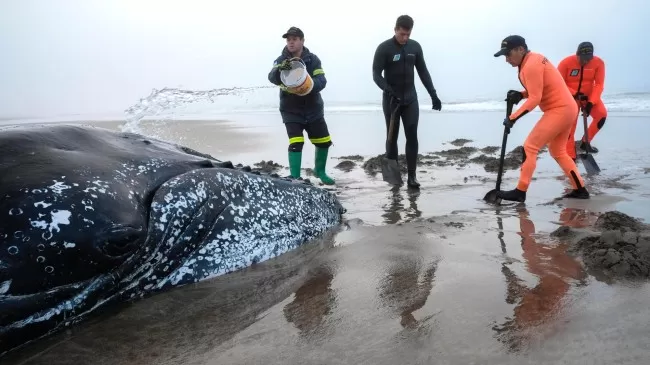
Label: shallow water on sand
xmin=4 ymin=111 xmax=650 ymax=364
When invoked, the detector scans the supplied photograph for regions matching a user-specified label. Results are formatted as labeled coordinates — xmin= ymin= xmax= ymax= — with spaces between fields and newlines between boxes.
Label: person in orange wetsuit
xmin=558 ymin=42 xmax=607 ymax=158
xmin=493 ymin=35 xmax=590 ymax=202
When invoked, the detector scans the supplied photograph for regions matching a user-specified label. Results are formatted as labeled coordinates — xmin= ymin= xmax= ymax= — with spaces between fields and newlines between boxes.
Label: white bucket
xmin=280 ymin=59 xmax=314 ymax=96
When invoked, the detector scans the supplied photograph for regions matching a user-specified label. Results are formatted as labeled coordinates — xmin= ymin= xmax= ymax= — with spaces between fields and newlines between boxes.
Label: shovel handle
xmin=386 ymin=96 xmax=400 ymax=142
xmin=581 ymin=109 xmax=592 ymax=151
xmin=495 ymin=99 xmax=515 ymax=191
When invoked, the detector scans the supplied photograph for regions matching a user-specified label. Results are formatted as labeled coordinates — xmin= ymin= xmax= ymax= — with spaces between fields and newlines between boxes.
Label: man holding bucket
xmin=267 ymin=26 xmax=335 ymax=185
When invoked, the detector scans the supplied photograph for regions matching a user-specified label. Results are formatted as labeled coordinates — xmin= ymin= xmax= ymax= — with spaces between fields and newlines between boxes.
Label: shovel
xmin=381 ymin=98 xmax=402 ymax=185
xmin=483 ymin=99 xmax=515 ymax=204
xmin=578 ymin=108 xmax=601 ymax=175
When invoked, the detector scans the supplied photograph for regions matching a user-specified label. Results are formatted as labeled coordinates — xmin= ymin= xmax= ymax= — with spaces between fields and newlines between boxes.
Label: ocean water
xmin=1 ymin=87 xmax=649 ymax=129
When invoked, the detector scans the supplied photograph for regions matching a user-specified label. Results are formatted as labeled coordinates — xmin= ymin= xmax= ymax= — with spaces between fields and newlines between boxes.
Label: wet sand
xmin=3 ymin=112 xmax=650 ymax=364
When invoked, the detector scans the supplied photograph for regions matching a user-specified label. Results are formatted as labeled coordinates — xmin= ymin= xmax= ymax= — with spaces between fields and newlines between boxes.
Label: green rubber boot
xmin=313 ymin=147 xmax=335 ymax=185
xmin=288 ymin=151 xmax=302 ymax=178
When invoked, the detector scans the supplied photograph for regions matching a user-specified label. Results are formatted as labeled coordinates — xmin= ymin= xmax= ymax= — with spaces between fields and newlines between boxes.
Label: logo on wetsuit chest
xmin=392 ymin=54 xmax=401 ymax=61
xmin=570 ymin=69 xmax=580 ymax=77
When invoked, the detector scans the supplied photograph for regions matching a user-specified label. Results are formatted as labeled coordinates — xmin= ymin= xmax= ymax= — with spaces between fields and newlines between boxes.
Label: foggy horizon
xmin=1 ymin=0 xmax=648 ymax=119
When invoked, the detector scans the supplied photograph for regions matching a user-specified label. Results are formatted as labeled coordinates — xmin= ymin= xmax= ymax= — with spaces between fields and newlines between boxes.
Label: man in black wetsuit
xmin=372 ymin=15 xmax=442 ymax=188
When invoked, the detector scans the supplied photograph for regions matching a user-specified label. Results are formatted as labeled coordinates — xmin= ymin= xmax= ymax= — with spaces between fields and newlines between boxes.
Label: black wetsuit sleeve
xmin=414 ymin=43 xmax=437 ymax=98
xmin=268 ymin=56 xmax=283 ymax=85
xmin=372 ymin=42 xmax=390 ymax=92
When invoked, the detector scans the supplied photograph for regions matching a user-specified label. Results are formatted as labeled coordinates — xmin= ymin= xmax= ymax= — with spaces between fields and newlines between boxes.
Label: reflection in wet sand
xmin=1 ymin=231 xmax=342 ymax=365
xmin=283 ymin=264 xmax=337 ymax=343
xmin=494 ymin=207 xmax=588 ymax=352
xmin=496 ymin=212 xmax=507 ymax=254
xmin=557 ymin=207 xmax=600 ymax=229
xmin=381 ymin=186 xmax=423 ymax=225
xmin=377 ymin=185 xmax=435 ymax=329
xmin=377 ymin=257 xmax=438 ymax=330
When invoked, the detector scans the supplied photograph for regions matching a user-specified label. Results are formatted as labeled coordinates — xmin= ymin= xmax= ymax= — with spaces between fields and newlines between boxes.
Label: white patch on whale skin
xmin=8 ymin=208 xmax=23 ymax=216
xmin=0 ymin=280 xmax=11 ymax=295
xmin=82 ymin=180 xmax=115 ymax=199
xmin=48 ymin=180 xmax=72 ymax=195
xmin=34 ymin=201 xmax=51 ymax=208
xmin=29 ymin=209 xmax=72 ymax=238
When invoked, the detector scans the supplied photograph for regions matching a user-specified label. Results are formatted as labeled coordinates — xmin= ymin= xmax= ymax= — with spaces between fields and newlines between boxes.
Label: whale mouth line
xmin=0 ymin=274 xmax=118 ymax=357
xmin=94 ymin=224 xmax=145 ymax=260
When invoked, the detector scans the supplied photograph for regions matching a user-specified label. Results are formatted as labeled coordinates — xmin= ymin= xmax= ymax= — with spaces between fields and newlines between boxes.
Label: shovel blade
xmin=483 ymin=189 xmax=502 ymax=205
xmin=579 ymin=153 xmax=601 ymax=175
xmin=381 ymin=157 xmax=402 ymax=185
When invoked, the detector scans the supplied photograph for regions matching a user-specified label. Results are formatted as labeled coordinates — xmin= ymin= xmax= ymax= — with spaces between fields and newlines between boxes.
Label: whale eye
xmin=95 ymin=226 xmax=143 ymax=259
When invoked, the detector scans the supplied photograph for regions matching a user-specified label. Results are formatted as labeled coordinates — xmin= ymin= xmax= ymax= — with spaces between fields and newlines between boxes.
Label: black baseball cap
xmin=494 ymin=35 xmax=527 ymax=57
xmin=577 ymin=41 xmax=594 ymax=62
xmin=282 ymin=26 xmax=304 ymax=38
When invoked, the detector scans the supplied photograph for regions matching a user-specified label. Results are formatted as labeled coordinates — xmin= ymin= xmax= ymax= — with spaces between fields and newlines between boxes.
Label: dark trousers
xmin=382 ymin=95 xmax=420 ymax=172
xmin=285 ymin=118 xmax=333 ymax=152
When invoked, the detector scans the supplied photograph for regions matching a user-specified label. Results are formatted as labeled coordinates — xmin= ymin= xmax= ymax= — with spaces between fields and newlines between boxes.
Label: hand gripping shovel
xmin=483 ymin=99 xmax=515 ymax=204
xmin=578 ymin=108 xmax=601 ymax=175
xmin=381 ymin=98 xmax=402 ymax=185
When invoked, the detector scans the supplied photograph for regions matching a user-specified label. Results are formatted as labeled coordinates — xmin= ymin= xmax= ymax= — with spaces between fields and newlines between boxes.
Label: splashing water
xmin=120 ymin=86 xmax=275 ymax=135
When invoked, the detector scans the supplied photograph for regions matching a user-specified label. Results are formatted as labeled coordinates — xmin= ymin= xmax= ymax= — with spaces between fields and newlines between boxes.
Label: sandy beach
xmin=3 ymin=109 xmax=650 ymax=365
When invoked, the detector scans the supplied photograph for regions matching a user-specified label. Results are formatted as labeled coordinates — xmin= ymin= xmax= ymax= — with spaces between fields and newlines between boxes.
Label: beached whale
xmin=0 ymin=124 xmax=345 ymax=357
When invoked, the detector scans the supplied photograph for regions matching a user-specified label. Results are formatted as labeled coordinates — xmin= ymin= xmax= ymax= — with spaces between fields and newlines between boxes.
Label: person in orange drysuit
xmin=558 ymin=42 xmax=607 ymax=158
xmin=493 ymin=35 xmax=590 ymax=202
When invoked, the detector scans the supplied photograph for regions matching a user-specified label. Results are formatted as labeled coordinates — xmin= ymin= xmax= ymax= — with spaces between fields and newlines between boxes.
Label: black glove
xmin=384 ymin=86 xmax=400 ymax=103
xmin=503 ymin=117 xmax=515 ymax=129
xmin=431 ymin=93 xmax=442 ymax=111
xmin=505 ymin=90 xmax=523 ymax=105
xmin=584 ymin=102 xmax=593 ymax=116
xmin=574 ymin=92 xmax=588 ymax=102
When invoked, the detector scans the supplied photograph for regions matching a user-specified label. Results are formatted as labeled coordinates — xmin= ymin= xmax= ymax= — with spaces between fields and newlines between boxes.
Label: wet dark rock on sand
xmin=240 ymin=137 xmax=549 ymax=178
xmin=557 ymin=211 xmax=650 ymax=280
xmin=463 ymin=175 xmax=489 ymax=183
xmin=432 ymin=146 xmax=478 ymax=159
xmin=361 ymin=153 xmax=450 ymax=175
xmin=598 ymin=175 xmax=636 ymax=191
xmin=243 ymin=138 xmax=552 ymax=181
xmin=481 ymin=147 xmax=526 ymax=173
xmin=480 ymin=146 xmax=500 ymax=154
xmin=359 ymin=144 xmax=540 ymax=176
xmin=334 ymin=160 xmax=356 ymax=172
xmin=336 ymin=154 xmax=364 ymax=162
xmin=235 ymin=160 xmax=284 ymax=174
xmin=480 ymin=146 xmax=549 ymax=173
xmin=448 ymin=138 xmax=473 ymax=147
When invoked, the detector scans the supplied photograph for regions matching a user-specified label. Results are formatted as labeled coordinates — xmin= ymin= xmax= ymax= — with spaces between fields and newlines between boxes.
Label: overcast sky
xmin=1 ymin=0 xmax=648 ymax=118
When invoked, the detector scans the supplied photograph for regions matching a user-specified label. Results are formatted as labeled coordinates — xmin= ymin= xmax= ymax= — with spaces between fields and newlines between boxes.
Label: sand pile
xmin=554 ymin=211 xmax=650 ymax=280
